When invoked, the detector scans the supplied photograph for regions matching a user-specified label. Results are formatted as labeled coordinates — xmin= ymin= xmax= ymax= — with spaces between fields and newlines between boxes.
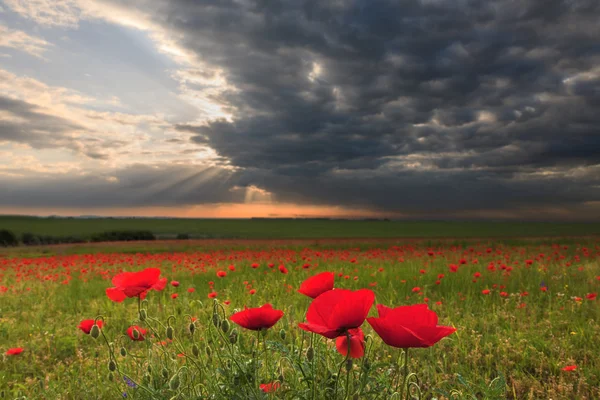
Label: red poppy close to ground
xmin=105 ymin=268 xmax=167 ymax=302
xmin=230 ymin=304 xmax=284 ymax=331
xmin=335 ymin=327 xmax=365 ymax=358
xmin=367 ymin=304 xmax=456 ymax=348
xmin=126 ymin=325 xmax=148 ymax=341
xmin=298 ymin=289 xmax=375 ymax=339
xmin=6 ymin=348 xmax=23 ymax=356
xmin=298 ymin=271 xmax=335 ymax=299
xmin=259 ymin=382 xmax=281 ymax=393
xmin=78 ymin=319 xmax=103 ymax=334
xmin=562 ymin=365 xmax=577 ymax=371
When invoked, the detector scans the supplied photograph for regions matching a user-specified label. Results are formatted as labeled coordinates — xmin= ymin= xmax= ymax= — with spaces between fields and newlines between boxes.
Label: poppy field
xmin=1 ymin=239 xmax=599 ymax=399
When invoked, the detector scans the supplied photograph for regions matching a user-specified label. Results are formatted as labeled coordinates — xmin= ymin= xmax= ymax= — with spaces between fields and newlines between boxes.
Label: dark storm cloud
xmin=157 ymin=0 xmax=600 ymax=216
xmin=4 ymin=0 xmax=600 ymax=218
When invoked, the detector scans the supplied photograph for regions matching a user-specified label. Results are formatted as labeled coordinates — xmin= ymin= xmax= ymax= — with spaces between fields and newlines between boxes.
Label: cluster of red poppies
xmin=229 ymin=271 xmax=456 ymax=359
xmin=97 ymin=268 xmax=456 ymax=360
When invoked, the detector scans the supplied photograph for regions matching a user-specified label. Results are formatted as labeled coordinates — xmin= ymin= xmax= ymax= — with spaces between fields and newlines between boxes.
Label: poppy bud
xmin=279 ymin=329 xmax=286 ymax=340
xmin=221 ymin=320 xmax=230 ymax=334
xmin=132 ymin=328 xmax=140 ymax=340
xmin=189 ymin=323 xmax=195 ymax=335
xmin=205 ymin=345 xmax=212 ymax=356
xmin=143 ymin=373 xmax=151 ymax=384
xmin=212 ymin=313 xmax=220 ymax=328
xmin=229 ymin=331 xmax=238 ymax=344
xmin=346 ymin=359 xmax=353 ymax=372
xmin=162 ymin=368 xmax=169 ymax=379
xmin=147 ymin=365 xmax=152 ymax=374
xmin=278 ymin=373 xmax=284 ymax=383
xmin=120 ymin=347 xmax=127 ymax=357
xmin=166 ymin=326 xmax=174 ymax=340
xmin=139 ymin=309 xmax=147 ymax=321
xmin=169 ymin=374 xmax=180 ymax=390
xmin=389 ymin=393 xmax=401 ymax=400
xmin=192 ymin=344 xmax=200 ymax=357
xmin=352 ymin=394 xmax=360 ymax=400
xmin=90 ymin=324 xmax=100 ymax=339
xmin=306 ymin=346 xmax=314 ymax=361
xmin=363 ymin=358 xmax=371 ymax=371
xmin=108 ymin=360 xmax=116 ymax=372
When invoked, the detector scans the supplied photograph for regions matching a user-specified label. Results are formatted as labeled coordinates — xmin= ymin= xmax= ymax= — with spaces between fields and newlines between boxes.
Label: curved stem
xmin=398 ymin=349 xmax=409 ymax=400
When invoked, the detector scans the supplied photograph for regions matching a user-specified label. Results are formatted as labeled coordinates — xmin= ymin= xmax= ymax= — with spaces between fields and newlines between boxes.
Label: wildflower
xmin=230 ymin=304 xmax=284 ymax=331
xmin=106 ymin=268 xmax=167 ymax=302
xmin=562 ymin=365 xmax=577 ymax=372
xmin=298 ymin=289 xmax=374 ymax=339
xmin=260 ymin=382 xmax=281 ymax=393
xmin=5 ymin=348 xmax=23 ymax=356
xmin=367 ymin=304 xmax=455 ymax=348
xmin=217 ymin=271 xmax=227 ymax=278
xmin=126 ymin=326 xmax=147 ymax=341
xmin=171 ymin=281 xmax=180 ymax=287
xmin=335 ymin=328 xmax=365 ymax=358
xmin=298 ymin=272 xmax=334 ymax=299
xmin=78 ymin=319 xmax=103 ymax=334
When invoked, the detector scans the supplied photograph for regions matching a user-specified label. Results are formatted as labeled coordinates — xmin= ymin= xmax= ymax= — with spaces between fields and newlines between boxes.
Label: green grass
xmin=0 ymin=238 xmax=598 ymax=399
xmin=2 ymin=215 xmax=600 ymax=239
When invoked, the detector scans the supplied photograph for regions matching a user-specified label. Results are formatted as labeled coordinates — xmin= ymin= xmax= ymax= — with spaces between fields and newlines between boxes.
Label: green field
xmin=1 ymin=238 xmax=599 ymax=399
xmin=2 ymin=216 xmax=600 ymax=239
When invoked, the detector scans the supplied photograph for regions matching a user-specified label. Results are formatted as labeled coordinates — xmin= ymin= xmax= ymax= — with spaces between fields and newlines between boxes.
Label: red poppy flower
xmin=188 ymin=288 xmax=195 ymax=293
xmin=78 ymin=319 xmax=103 ymax=334
xmin=217 ymin=270 xmax=227 ymax=278
xmin=171 ymin=280 xmax=180 ymax=287
xmin=335 ymin=328 xmax=365 ymax=358
xmin=208 ymin=291 xmax=218 ymax=299
xmin=279 ymin=265 xmax=288 ymax=274
xmin=106 ymin=268 xmax=167 ymax=302
xmin=171 ymin=293 xmax=178 ymax=299
xmin=126 ymin=325 xmax=147 ymax=341
xmin=367 ymin=304 xmax=456 ymax=348
xmin=259 ymin=382 xmax=281 ymax=393
xmin=482 ymin=289 xmax=491 ymax=295
xmin=230 ymin=304 xmax=284 ymax=331
xmin=586 ymin=293 xmax=597 ymax=300
xmin=562 ymin=365 xmax=577 ymax=371
xmin=6 ymin=347 xmax=23 ymax=356
xmin=298 ymin=272 xmax=334 ymax=299
xmin=298 ymin=289 xmax=375 ymax=339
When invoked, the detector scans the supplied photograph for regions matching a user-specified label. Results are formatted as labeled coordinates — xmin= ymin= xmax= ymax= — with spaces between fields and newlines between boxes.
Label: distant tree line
xmin=0 ymin=229 xmax=157 ymax=247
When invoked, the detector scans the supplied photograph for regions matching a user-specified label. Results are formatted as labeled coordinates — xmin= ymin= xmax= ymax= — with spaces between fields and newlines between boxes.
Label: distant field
xmin=2 ymin=216 xmax=600 ymax=239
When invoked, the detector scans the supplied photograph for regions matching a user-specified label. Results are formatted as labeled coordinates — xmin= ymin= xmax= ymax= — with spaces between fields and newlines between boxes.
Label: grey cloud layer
xmin=2 ymin=0 xmax=600 ymax=218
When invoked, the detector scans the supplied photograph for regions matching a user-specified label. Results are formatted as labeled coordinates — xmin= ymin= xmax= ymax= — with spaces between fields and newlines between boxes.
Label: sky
xmin=0 ymin=0 xmax=599 ymax=220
